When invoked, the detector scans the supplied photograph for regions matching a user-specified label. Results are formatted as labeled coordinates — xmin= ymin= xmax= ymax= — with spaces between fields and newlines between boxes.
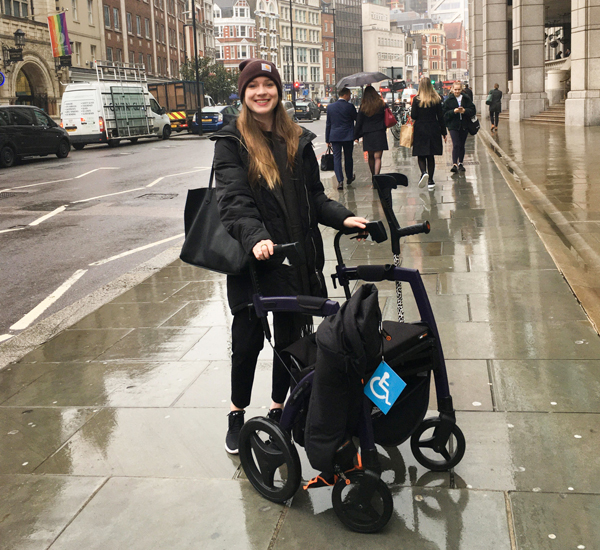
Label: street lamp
xmin=2 ymin=29 xmax=26 ymax=69
xmin=190 ymin=0 xmax=203 ymax=136
xmin=14 ymin=29 xmax=26 ymax=49
xmin=289 ymin=0 xmax=296 ymax=103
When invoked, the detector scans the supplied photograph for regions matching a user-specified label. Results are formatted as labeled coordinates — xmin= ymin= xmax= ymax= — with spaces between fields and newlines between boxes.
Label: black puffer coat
xmin=411 ymin=98 xmax=447 ymax=157
xmin=442 ymin=93 xmax=477 ymax=131
xmin=211 ymin=122 xmax=354 ymax=314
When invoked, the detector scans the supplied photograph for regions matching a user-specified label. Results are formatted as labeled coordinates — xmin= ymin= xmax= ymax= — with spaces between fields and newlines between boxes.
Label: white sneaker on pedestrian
xmin=427 ymin=181 xmax=436 ymax=191
xmin=418 ymin=173 xmax=429 ymax=188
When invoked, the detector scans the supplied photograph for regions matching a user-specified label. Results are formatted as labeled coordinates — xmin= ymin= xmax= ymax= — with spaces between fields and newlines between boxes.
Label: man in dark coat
xmin=488 ymin=83 xmax=503 ymax=131
xmin=462 ymin=83 xmax=473 ymax=101
xmin=326 ymin=87 xmax=357 ymax=190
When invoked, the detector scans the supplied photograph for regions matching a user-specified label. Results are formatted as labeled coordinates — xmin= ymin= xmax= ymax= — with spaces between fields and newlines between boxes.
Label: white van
xmin=401 ymin=88 xmax=418 ymax=105
xmin=60 ymin=66 xmax=170 ymax=149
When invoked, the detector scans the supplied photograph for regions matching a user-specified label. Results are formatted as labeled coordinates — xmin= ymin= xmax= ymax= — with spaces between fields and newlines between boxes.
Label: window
xmin=297 ymin=66 xmax=307 ymax=80
xmin=297 ymin=48 xmax=306 ymax=63
xmin=129 ymin=50 xmax=135 ymax=64
xmin=88 ymin=0 xmax=93 ymax=24
xmin=240 ymin=25 xmax=246 ymax=37
xmin=138 ymin=52 xmax=143 ymax=65
xmin=73 ymin=41 xmax=81 ymax=65
xmin=432 ymin=48 xmax=438 ymax=56
xmin=116 ymin=48 xmax=122 ymax=62
xmin=332 ymin=58 xmax=334 ymax=68
xmin=113 ymin=7 xmax=120 ymax=30
xmin=432 ymin=35 xmax=437 ymax=42
xmin=451 ymin=61 xmax=457 ymax=69
xmin=103 ymin=5 xmax=110 ymax=27
xmin=106 ymin=46 xmax=113 ymax=61
xmin=8 ymin=0 xmax=28 ymax=17
xmin=432 ymin=61 xmax=438 ymax=69
xmin=325 ymin=57 xmax=329 ymax=68
xmin=91 ymin=44 xmax=97 ymax=61
xmin=310 ymin=66 xmax=319 ymax=82
xmin=136 ymin=15 xmax=141 ymax=35
xmin=127 ymin=12 xmax=132 ymax=34
xmin=72 ymin=0 xmax=78 ymax=21
xmin=324 ymin=41 xmax=328 ymax=51
xmin=147 ymin=54 xmax=153 ymax=72
xmin=310 ymin=49 xmax=318 ymax=63
xmin=145 ymin=18 xmax=150 ymax=38
xmin=326 ymin=74 xmax=330 ymax=85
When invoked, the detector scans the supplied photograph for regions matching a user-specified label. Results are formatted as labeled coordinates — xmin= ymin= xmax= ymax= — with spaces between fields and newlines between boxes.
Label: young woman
xmin=211 ymin=59 xmax=368 ymax=454
xmin=411 ymin=77 xmax=447 ymax=190
xmin=443 ymin=81 xmax=476 ymax=173
xmin=354 ymin=85 xmax=388 ymax=177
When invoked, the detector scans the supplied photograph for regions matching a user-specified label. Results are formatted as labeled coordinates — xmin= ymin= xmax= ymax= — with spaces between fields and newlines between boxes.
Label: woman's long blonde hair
xmin=359 ymin=85 xmax=385 ymax=117
xmin=416 ymin=77 xmax=441 ymax=108
xmin=236 ymin=100 xmax=302 ymax=190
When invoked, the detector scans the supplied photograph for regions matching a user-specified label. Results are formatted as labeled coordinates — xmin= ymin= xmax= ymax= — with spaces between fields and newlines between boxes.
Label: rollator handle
xmin=397 ymin=221 xmax=430 ymax=238
xmin=342 ymin=221 xmax=388 ymax=244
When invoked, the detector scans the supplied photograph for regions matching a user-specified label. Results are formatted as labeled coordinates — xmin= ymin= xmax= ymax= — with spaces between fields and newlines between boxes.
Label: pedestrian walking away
xmin=462 ymin=83 xmax=473 ymax=101
xmin=325 ymin=87 xmax=357 ymax=191
xmin=411 ymin=77 xmax=447 ymax=191
xmin=443 ymin=81 xmax=476 ymax=174
xmin=354 ymin=85 xmax=389 ymax=178
xmin=487 ymin=83 xmax=503 ymax=132
xmin=210 ymin=58 xmax=368 ymax=455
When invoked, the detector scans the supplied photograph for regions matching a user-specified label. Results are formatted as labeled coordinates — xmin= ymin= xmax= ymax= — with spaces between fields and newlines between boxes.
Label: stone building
xmin=468 ymin=0 xmax=600 ymax=126
xmin=0 ymin=13 xmax=61 ymax=115
xmin=413 ymin=23 xmax=446 ymax=82
xmin=280 ymin=0 xmax=323 ymax=100
xmin=362 ymin=2 xmax=406 ymax=82
xmin=253 ymin=0 xmax=280 ymax=66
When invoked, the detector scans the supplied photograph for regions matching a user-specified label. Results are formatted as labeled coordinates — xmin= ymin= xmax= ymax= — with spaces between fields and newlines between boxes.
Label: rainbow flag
xmin=48 ymin=12 xmax=72 ymax=57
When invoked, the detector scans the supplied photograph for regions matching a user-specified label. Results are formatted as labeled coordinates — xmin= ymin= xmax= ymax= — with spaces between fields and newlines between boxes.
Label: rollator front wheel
xmin=391 ymin=122 xmax=401 ymax=140
xmin=332 ymin=472 xmax=394 ymax=533
xmin=410 ymin=417 xmax=466 ymax=471
xmin=238 ymin=417 xmax=301 ymax=503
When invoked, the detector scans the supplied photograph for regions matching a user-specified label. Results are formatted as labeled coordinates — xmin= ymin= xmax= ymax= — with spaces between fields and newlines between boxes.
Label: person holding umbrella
xmin=354 ymin=85 xmax=388 ymax=177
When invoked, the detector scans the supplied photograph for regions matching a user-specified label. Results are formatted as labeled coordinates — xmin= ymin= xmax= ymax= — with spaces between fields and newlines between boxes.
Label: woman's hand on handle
xmin=343 ymin=216 xmax=368 ymax=230
xmin=253 ymin=239 xmax=275 ymax=260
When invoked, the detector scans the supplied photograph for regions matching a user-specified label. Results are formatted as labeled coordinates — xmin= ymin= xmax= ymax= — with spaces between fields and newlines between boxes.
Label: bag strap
xmin=205 ymin=162 xmax=216 ymax=204
xmin=326 ymin=144 xmax=332 ymax=154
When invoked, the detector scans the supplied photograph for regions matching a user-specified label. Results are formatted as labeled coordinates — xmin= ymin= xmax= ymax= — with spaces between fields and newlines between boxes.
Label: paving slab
xmin=0 ymin=407 xmax=97 ymax=474
xmin=48 ymin=477 xmax=284 ymax=550
xmin=509 ymin=492 xmax=600 ymax=550
xmin=0 ymin=474 xmax=106 ymax=550
xmin=68 ymin=301 xmax=186 ymax=329
xmin=0 ymin=363 xmax=49 ymax=405
xmin=36 ymin=407 xmax=263 ymax=478
xmin=3 ymin=360 xmax=209 ymax=408
xmin=273 ymin=487 xmax=511 ymax=550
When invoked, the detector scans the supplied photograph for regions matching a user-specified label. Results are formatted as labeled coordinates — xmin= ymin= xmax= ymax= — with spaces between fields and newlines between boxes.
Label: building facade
xmin=468 ymin=0 xmax=600 ymax=126
xmin=333 ymin=0 xmax=361 ymax=81
xmin=253 ymin=0 xmax=280 ymax=66
xmin=280 ymin=0 xmax=323 ymax=100
xmin=444 ymin=21 xmax=467 ymax=81
xmin=413 ymin=24 xmax=446 ymax=82
xmin=214 ymin=0 xmax=257 ymax=70
xmin=321 ymin=1 xmax=335 ymax=96
xmin=361 ymin=2 xmax=405 ymax=82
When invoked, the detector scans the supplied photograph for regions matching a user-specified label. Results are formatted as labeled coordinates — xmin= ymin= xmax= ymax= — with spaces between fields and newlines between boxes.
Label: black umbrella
xmin=336 ymin=71 xmax=389 ymax=90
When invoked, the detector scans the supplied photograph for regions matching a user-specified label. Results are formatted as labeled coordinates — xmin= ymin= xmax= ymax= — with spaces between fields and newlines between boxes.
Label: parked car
xmin=283 ymin=100 xmax=299 ymax=122
xmin=294 ymin=100 xmax=321 ymax=121
xmin=320 ymin=97 xmax=335 ymax=112
xmin=0 ymin=105 xmax=70 ymax=168
xmin=191 ymin=105 xmax=239 ymax=133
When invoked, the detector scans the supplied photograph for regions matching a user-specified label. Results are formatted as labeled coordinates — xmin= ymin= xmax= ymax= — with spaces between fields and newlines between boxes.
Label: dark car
xmin=191 ymin=105 xmax=239 ymax=133
xmin=0 ymin=105 xmax=70 ymax=168
xmin=294 ymin=100 xmax=321 ymax=121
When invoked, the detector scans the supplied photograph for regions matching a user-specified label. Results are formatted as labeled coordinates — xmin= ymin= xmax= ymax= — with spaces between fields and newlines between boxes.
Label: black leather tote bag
xmin=180 ymin=165 xmax=249 ymax=275
xmin=320 ymin=145 xmax=334 ymax=171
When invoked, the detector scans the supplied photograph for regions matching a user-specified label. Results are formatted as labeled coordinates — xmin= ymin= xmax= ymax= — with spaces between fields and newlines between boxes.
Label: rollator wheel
xmin=410 ymin=417 xmax=466 ymax=472
xmin=331 ymin=472 xmax=394 ymax=533
xmin=391 ymin=122 xmax=401 ymax=140
xmin=238 ymin=417 xmax=301 ymax=503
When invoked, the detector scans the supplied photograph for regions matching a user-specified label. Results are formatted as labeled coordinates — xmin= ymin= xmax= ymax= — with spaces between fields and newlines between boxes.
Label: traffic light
xmin=431 ymin=79 xmax=435 ymax=85
xmin=294 ymin=81 xmax=300 ymax=89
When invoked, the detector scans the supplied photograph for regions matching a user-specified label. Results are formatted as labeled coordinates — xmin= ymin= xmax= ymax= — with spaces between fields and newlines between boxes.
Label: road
xmin=0 ymin=118 xmax=329 ymax=340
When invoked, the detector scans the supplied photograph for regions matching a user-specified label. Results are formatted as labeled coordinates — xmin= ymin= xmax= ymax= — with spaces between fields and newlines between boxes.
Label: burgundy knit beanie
xmin=238 ymin=59 xmax=283 ymax=101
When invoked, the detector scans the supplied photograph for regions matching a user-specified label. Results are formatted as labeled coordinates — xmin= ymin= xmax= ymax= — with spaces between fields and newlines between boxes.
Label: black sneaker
xmin=225 ymin=410 xmax=245 ymax=454
xmin=451 ymin=164 xmax=458 ymax=173
xmin=267 ymin=408 xmax=283 ymax=423
xmin=337 ymin=181 xmax=344 ymax=190
xmin=459 ymin=163 xmax=466 ymax=172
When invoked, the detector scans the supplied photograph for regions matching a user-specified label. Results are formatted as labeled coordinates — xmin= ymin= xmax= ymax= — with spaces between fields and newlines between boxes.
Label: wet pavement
xmin=1 ymin=126 xmax=600 ymax=549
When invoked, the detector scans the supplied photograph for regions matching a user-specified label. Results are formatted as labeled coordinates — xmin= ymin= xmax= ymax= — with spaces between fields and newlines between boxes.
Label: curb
xmin=478 ymin=129 xmax=600 ymax=333
xmin=0 ymin=243 xmax=183 ymax=371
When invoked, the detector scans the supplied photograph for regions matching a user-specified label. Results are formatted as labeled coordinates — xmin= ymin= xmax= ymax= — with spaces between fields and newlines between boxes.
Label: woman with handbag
xmin=411 ymin=77 xmax=447 ymax=191
xmin=354 ymin=85 xmax=388 ymax=177
xmin=487 ymin=84 xmax=503 ymax=131
xmin=211 ymin=58 xmax=368 ymax=454
xmin=443 ymin=81 xmax=476 ymax=174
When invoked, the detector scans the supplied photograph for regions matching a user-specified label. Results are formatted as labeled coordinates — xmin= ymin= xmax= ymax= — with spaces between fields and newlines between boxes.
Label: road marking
xmin=89 ymin=233 xmax=185 ymax=266
xmin=71 ymin=187 xmax=146 ymax=204
xmin=0 ymin=227 xmax=25 ymax=234
xmin=146 ymin=177 xmax=164 ymax=188
xmin=74 ymin=167 xmax=119 ymax=179
xmin=10 ymin=269 xmax=88 ymax=331
xmin=5 ymin=167 xmax=120 ymax=191
xmin=28 ymin=206 xmax=68 ymax=226
xmin=0 ymin=334 xmax=13 ymax=343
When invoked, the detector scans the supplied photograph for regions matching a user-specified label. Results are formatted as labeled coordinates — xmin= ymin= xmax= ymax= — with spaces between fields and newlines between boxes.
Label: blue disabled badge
xmin=364 ymin=361 xmax=407 ymax=415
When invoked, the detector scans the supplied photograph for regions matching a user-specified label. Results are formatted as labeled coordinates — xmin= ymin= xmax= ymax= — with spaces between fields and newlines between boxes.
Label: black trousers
xmin=331 ymin=141 xmax=354 ymax=184
xmin=449 ymin=129 xmax=469 ymax=165
xmin=230 ymin=308 xmax=304 ymax=409
xmin=490 ymin=110 xmax=500 ymax=126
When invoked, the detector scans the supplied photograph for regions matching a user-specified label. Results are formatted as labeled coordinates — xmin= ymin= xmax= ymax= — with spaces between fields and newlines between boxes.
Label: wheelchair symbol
xmin=370 ymin=372 xmax=392 ymax=406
